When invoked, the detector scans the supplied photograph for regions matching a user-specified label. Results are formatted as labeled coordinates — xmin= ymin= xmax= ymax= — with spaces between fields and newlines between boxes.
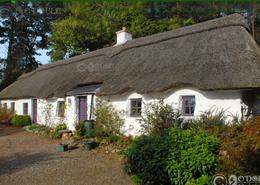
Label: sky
xmin=0 ymin=44 xmax=50 ymax=65
xmin=35 ymin=49 xmax=50 ymax=65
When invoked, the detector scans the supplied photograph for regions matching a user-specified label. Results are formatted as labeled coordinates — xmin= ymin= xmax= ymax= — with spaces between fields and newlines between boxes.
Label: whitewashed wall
xmin=37 ymin=98 xmax=66 ymax=128
xmin=0 ymin=88 xmax=242 ymax=135
xmin=103 ymin=88 xmax=242 ymax=136
xmin=0 ymin=99 xmax=33 ymax=116
xmin=37 ymin=95 xmax=93 ymax=130
xmin=164 ymin=88 xmax=242 ymax=119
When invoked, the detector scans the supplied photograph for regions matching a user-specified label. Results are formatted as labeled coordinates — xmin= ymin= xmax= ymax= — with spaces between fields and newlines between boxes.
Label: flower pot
xmin=57 ymin=143 xmax=68 ymax=152
xmin=84 ymin=141 xmax=96 ymax=151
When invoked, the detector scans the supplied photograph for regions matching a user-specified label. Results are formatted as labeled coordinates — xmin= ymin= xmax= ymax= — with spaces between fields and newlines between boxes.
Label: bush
xmin=166 ymin=128 xmax=219 ymax=185
xmin=125 ymin=128 xmax=219 ymax=185
xmin=189 ymin=107 xmax=227 ymax=131
xmin=186 ymin=175 xmax=212 ymax=185
xmin=125 ymin=134 xmax=170 ymax=185
xmin=52 ymin=123 xmax=67 ymax=139
xmin=11 ymin=115 xmax=31 ymax=126
xmin=73 ymin=121 xmax=85 ymax=140
xmin=24 ymin=124 xmax=49 ymax=132
xmin=0 ymin=107 xmax=15 ymax=123
xmin=216 ymin=117 xmax=260 ymax=175
xmin=94 ymin=99 xmax=124 ymax=140
xmin=141 ymin=99 xmax=183 ymax=134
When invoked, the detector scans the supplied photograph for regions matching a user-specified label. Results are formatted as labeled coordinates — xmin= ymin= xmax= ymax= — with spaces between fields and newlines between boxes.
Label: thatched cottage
xmin=1 ymin=14 xmax=260 ymax=135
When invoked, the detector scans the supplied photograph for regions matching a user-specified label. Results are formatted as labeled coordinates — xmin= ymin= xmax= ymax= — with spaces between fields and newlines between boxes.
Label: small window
xmin=3 ymin=103 xmax=7 ymax=109
xmin=130 ymin=98 xmax=142 ymax=117
xmin=11 ymin=102 xmax=15 ymax=112
xmin=182 ymin=96 xmax=195 ymax=116
xmin=57 ymin=101 xmax=65 ymax=117
xmin=23 ymin=103 xmax=28 ymax=115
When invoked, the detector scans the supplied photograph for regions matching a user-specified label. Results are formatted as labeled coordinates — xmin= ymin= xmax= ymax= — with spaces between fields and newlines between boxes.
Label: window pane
xmin=182 ymin=96 xmax=195 ymax=116
xmin=23 ymin=103 xmax=28 ymax=115
xmin=137 ymin=101 xmax=142 ymax=108
xmin=58 ymin=101 xmax=65 ymax=117
xmin=185 ymin=107 xmax=190 ymax=114
xmin=191 ymin=106 xmax=194 ymax=114
xmin=11 ymin=102 xmax=15 ymax=112
xmin=130 ymin=99 xmax=142 ymax=116
xmin=132 ymin=100 xmax=137 ymax=107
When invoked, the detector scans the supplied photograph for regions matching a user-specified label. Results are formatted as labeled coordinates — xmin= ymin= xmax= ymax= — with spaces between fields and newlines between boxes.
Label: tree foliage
xmin=49 ymin=2 xmax=194 ymax=61
xmin=0 ymin=2 xmax=64 ymax=90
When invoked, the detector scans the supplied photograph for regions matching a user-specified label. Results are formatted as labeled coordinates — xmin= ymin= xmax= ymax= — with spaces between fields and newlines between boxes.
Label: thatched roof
xmin=1 ymin=13 xmax=260 ymax=99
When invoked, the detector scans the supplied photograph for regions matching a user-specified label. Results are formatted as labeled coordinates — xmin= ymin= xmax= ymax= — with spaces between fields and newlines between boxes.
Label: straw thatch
xmin=1 ymin=13 xmax=260 ymax=99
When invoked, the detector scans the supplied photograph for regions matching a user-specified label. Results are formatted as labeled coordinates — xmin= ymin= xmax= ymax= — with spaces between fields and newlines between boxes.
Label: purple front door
xmin=78 ymin=96 xmax=88 ymax=122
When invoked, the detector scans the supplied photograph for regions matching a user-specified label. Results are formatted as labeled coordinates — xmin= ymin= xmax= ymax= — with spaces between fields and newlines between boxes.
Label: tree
xmin=49 ymin=2 xmax=193 ymax=61
xmin=0 ymin=1 xmax=64 ymax=90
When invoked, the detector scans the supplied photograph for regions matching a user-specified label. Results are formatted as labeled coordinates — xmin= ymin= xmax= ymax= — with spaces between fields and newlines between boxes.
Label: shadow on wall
xmin=0 ymin=152 xmax=55 ymax=176
xmin=199 ymin=90 xmax=241 ymax=100
xmin=242 ymin=89 xmax=260 ymax=117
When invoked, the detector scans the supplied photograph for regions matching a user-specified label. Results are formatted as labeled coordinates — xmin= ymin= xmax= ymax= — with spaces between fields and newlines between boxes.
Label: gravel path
xmin=0 ymin=124 xmax=133 ymax=185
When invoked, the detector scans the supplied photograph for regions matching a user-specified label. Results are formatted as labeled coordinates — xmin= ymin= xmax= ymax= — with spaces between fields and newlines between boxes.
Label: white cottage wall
xmin=164 ymin=88 xmax=242 ymax=119
xmin=0 ymin=99 xmax=33 ymax=116
xmin=65 ymin=96 xmax=78 ymax=130
xmin=37 ymin=98 xmax=66 ymax=127
xmin=0 ymin=88 xmax=242 ymax=134
xmin=103 ymin=88 xmax=242 ymax=136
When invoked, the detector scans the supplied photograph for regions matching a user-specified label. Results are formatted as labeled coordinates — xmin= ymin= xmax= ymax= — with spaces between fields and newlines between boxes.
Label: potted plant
xmin=83 ymin=138 xmax=96 ymax=151
xmin=57 ymin=143 xmax=68 ymax=152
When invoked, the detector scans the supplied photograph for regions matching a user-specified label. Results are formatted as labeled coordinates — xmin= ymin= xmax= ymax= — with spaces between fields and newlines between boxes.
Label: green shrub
xmin=11 ymin=115 xmax=31 ymax=126
xmin=141 ymin=99 xmax=182 ymax=134
xmin=52 ymin=123 xmax=67 ymax=139
xmin=125 ymin=134 xmax=170 ymax=185
xmin=186 ymin=175 xmax=212 ymax=185
xmin=73 ymin=121 xmax=85 ymax=140
xmin=189 ymin=107 xmax=227 ymax=130
xmin=166 ymin=128 xmax=219 ymax=185
xmin=131 ymin=175 xmax=142 ymax=185
xmin=117 ymin=135 xmax=133 ymax=147
xmin=0 ymin=107 xmax=15 ymax=123
xmin=125 ymin=128 xmax=219 ymax=185
xmin=94 ymin=99 xmax=124 ymax=139
xmin=24 ymin=124 xmax=49 ymax=132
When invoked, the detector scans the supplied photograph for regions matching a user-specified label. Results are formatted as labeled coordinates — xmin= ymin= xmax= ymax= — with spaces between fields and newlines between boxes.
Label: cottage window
xmin=11 ymin=102 xmax=15 ymax=112
xmin=23 ymin=103 xmax=28 ymax=115
xmin=182 ymin=96 xmax=195 ymax=116
xmin=3 ymin=103 xmax=7 ymax=109
xmin=130 ymin=98 xmax=142 ymax=117
xmin=57 ymin=101 xmax=65 ymax=117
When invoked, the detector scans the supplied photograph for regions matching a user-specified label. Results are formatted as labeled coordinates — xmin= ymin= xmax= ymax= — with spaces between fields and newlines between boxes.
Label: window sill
xmin=182 ymin=115 xmax=194 ymax=117
xmin=129 ymin=115 xmax=142 ymax=118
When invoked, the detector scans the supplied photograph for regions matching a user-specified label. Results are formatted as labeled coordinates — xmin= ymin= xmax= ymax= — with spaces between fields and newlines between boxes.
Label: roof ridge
xmin=18 ymin=13 xmax=248 ymax=80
